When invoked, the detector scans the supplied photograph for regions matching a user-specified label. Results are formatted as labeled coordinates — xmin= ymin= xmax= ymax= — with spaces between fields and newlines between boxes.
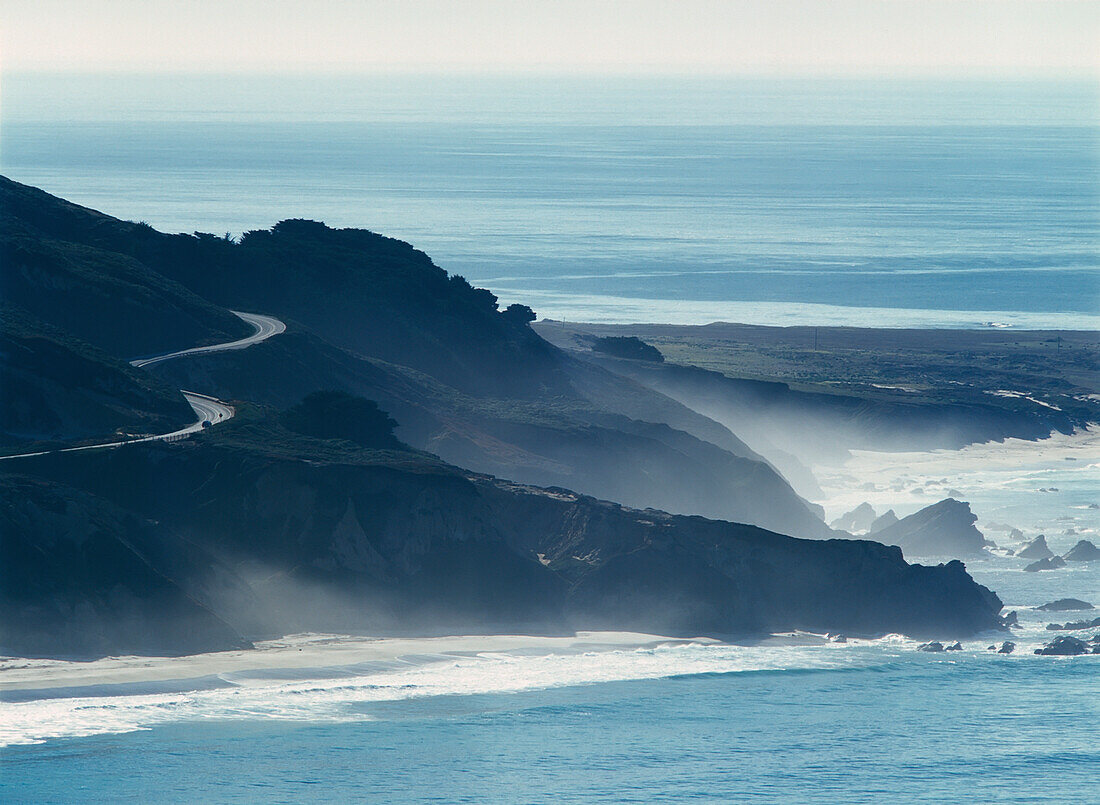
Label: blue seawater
xmin=2 ymin=77 xmax=1098 ymax=802
xmin=2 ymin=76 xmax=1097 ymax=327
xmin=2 ymin=631 xmax=1097 ymax=803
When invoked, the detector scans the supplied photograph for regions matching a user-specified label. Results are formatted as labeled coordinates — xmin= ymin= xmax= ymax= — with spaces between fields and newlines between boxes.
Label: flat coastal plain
xmin=536 ymin=321 xmax=1100 ymax=422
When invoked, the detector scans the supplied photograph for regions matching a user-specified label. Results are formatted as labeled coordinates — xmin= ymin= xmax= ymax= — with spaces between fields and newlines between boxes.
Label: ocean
xmin=2 ymin=430 xmax=1097 ymax=803
xmin=5 ymin=652 xmax=1098 ymax=804
xmin=1 ymin=75 xmax=1097 ymax=802
xmin=2 ymin=74 xmax=1098 ymax=328
xmin=2 ymin=560 xmax=1097 ymax=804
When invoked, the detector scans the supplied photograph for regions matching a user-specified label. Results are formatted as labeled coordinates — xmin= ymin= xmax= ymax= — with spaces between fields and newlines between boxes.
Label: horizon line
xmin=5 ymin=66 xmax=1099 ymax=81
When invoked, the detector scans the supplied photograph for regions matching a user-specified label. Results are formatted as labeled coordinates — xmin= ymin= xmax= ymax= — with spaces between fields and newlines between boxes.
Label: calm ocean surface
xmin=2 ymin=75 xmax=1098 ymax=327
xmin=1 ymin=77 xmax=1097 ymax=801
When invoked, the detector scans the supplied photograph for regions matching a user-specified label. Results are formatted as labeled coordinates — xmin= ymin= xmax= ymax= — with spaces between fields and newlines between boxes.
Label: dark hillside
xmin=0 ymin=178 xmax=832 ymax=536
xmin=0 ymin=308 xmax=193 ymax=453
xmin=0 ymin=176 xmax=250 ymax=357
xmin=0 ymin=474 xmax=252 ymax=657
xmin=1 ymin=417 xmax=1004 ymax=657
xmin=149 ymin=328 xmax=832 ymax=536
xmin=141 ymin=219 xmax=568 ymax=399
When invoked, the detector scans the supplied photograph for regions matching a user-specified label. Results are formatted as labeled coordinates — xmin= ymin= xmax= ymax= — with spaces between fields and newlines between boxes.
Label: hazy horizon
xmin=4 ymin=72 xmax=1098 ymax=127
xmin=3 ymin=3 xmax=1100 ymax=799
xmin=3 ymin=0 xmax=1097 ymax=75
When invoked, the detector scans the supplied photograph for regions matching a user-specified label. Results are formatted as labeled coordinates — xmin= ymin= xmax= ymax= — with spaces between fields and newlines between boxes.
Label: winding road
xmin=130 ymin=312 xmax=285 ymax=368
xmin=0 ymin=311 xmax=284 ymax=461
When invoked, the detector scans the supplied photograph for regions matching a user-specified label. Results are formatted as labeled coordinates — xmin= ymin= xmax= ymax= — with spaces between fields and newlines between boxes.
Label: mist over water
xmin=817 ymin=428 xmax=1100 ymax=544
xmin=2 ymin=74 xmax=1098 ymax=801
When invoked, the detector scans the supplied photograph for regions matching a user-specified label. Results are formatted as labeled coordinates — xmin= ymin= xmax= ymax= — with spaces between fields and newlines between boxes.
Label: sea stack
xmin=869 ymin=509 xmax=899 ymax=535
xmin=1016 ymin=534 xmax=1054 ymax=560
xmin=831 ymin=502 xmax=878 ymax=533
xmin=872 ymin=499 xmax=988 ymax=559
xmin=1063 ymin=540 xmax=1100 ymax=561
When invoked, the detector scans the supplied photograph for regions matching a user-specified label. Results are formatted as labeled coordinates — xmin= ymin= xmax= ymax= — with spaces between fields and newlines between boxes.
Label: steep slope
xmin=1 ymin=178 xmax=832 ymax=537
xmin=0 ymin=308 xmax=194 ymax=453
xmin=874 ymin=499 xmax=990 ymax=559
xmin=148 ymin=327 xmax=832 ymax=536
xmin=77 ymin=213 xmax=567 ymax=399
xmin=1 ymin=416 xmax=1004 ymax=657
xmin=0 ymin=176 xmax=250 ymax=357
xmin=0 ymin=475 xmax=252 ymax=657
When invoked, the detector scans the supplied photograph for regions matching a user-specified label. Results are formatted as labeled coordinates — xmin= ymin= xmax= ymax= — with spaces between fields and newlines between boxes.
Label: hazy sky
xmin=3 ymin=0 xmax=1098 ymax=75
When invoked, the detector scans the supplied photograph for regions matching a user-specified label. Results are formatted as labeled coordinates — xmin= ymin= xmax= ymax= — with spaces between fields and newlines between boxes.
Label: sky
xmin=2 ymin=0 xmax=1098 ymax=75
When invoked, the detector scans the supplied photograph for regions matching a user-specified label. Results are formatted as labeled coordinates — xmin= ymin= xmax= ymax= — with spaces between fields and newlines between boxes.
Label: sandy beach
xmin=0 ymin=631 xmax=724 ymax=696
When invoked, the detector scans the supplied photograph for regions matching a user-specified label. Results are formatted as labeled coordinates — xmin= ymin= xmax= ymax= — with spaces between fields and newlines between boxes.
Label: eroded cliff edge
xmin=1 ymin=419 xmax=1004 ymax=658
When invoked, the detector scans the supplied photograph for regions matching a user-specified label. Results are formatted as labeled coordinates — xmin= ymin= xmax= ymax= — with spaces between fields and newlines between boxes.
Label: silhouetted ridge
xmin=0 ymin=178 xmax=831 ymax=536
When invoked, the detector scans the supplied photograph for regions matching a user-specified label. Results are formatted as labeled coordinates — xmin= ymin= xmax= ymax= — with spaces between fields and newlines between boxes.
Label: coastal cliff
xmin=0 ymin=178 xmax=1010 ymax=658
xmin=2 ymin=418 xmax=1004 ymax=657
xmin=0 ymin=176 xmax=830 ymax=539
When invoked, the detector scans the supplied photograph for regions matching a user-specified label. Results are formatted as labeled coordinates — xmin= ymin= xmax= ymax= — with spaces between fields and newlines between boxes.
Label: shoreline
xmin=814 ymin=425 xmax=1100 ymax=547
xmin=515 ymin=296 xmax=1100 ymax=330
xmin=0 ymin=631 xmax=731 ymax=698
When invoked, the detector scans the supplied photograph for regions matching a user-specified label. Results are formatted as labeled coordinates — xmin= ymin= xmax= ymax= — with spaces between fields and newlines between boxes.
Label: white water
xmin=0 ymin=636 xmax=977 ymax=747
xmin=4 ymin=430 xmax=1097 ymax=749
xmin=815 ymin=426 xmax=1100 ymax=555
xmin=513 ymin=291 xmax=1100 ymax=330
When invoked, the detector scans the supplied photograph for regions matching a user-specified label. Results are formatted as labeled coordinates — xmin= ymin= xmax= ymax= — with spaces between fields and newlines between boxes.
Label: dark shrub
xmin=503 ymin=303 xmax=537 ymax=325
xmin=282 ymin=391 xmax=403 ymax=449
xmin=591 ymin=335 xmax=664 ymax=362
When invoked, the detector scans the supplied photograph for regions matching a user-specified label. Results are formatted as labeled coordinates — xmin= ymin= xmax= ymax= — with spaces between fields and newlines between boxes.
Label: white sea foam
xmin=499 ymin=290 xmax=1100 ymax=329
xmin=5 ymin=435 xmax=1097 ymax=749
xmin=0 ymin=640 xmax=902 ymax=747
xmin=815 ymin=427 xmax=1100 ymax=554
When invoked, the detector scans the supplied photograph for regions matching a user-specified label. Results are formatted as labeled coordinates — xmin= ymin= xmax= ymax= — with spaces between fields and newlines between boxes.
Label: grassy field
xmin=536 ymin=321 xmax=1100 ymax=426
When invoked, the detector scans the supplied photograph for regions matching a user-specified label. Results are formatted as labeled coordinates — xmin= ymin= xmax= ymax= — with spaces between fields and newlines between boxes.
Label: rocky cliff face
xmin=1 ymin=430 xmax=1004 ymax=657
xmin=873 ymin=499 xmax=989 ymax=559
xmin=0 ymin=475 xmax=251 ymax=657
xmin=831 ymin=503 xmax=878 ymax=533
xmin=0 ymin=179 xmax=1009 ymax=659
xmin=1016 ymin=534 xmax=1053 ymax=560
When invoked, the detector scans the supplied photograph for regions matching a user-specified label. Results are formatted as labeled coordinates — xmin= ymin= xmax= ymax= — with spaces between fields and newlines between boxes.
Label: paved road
xmin=130 ymin=312 xmax=285 ymax=368
xmin=0 ymin=311 xmax=283 ymax=461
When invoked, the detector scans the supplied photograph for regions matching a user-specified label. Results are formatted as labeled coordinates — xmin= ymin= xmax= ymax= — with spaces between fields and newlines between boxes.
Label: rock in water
xmin=996 ymin=642 xmax=1015 ymax=654
xmin=868 ymin=509 xmax=899 ymax=535
xmin=872 ymin=499 xmax=988 ymax=558
xmin=1034 ymin=636 xmax=1090 ymax=656
xmin=1046 ymin=617 xmax=1100 ymax=631
xmin=831 ymin=502 xmax=878 ymax=533
xmin=1024 ymin=556 xmax=1067 ymax=572
xmin=1036 ymin=598 xmax=1094 ymax=612
xmin=918 ymin=641 xmax=945 ymax=652
xmin=1016 ymin=534 xmax=1054 ymax=560
xmin=945 ymin=642 xmax=963 ymax=651
xmin=1063 ymin=540 xmax=1100 ymax=561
